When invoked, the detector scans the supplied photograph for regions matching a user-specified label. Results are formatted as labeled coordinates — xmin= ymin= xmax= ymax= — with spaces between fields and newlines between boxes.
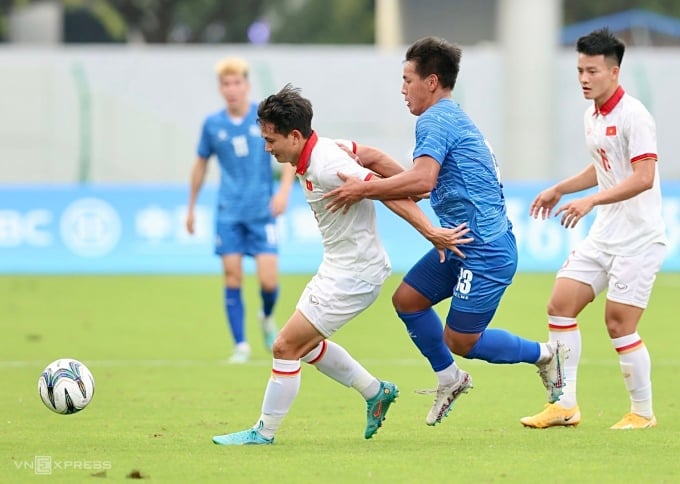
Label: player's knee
xmin=391 ymin=285 xmax=428 ymax=313
xmin=271 ymin=336 xmax=290 ymax=359
xmin=547 ymin=301 xmax=584 ymax=319
xmin=446 ymin=339 xmax=475 ymax=357
xmin=272 ymin=334 xmax=308 ymax=360
xmin=444 ymin=329 xmax=478 ymax=357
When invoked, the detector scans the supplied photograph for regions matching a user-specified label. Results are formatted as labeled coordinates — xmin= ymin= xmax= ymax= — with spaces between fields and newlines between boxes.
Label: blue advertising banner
xmin=0 ymin=183 xmax=678 ymax=274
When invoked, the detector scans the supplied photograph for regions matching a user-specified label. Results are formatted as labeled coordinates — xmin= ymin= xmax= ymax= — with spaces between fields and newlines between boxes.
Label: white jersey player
xmin=522 ymin=28 xmax=667 ymax=430
xmin=212 ymin=84 xmax=472 ymax=445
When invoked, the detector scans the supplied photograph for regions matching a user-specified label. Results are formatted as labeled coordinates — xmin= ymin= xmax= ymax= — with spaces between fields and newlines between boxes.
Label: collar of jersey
xmin=594 ymin=86 xmax=625 ymax=116
xmin=296 ymin=131 xmax=318 ymax=175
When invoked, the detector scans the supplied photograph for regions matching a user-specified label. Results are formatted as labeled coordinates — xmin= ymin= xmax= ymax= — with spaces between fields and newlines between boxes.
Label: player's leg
xmin=395 ymin=248 xmax=470 ymax=426
xmin=255 ymin=253 xmax=279 ymax=350
xmin=446 ymin=231 xmax=566 ymax=404
xmin=297 ymin=273 xmax=398 ymax=439
xmin=216 ymin=221 xmax=248 ymax=362
xmin=221 ymin=254 xmax=249 ymax=362
xmin=520 ymin=240 xmax=608 ymax=428
xmin=250 ymin=219 xmax=280 ymax=350
xmin=212 ymin=309 xmax=321 ymax=445
xmin=607 ymin=243 xmax=665 ymax=430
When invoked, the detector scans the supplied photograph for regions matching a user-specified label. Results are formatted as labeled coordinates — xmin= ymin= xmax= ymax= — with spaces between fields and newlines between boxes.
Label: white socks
xmin=547 ymin=314 xmax=653 ymax=418
xmin=611 ymin=332 xmax=653 ymax=418
xmin=256 ymin=340 xmax=380 ymax=439
xmin=435 ymin=362 xmax=462 ymax=386
xmin=548 ymin=316 xmax=580 ymax=408
xmin=302 ymin=339 xmax=380 ymax=399
xmin=257 ymin=359 xmax=301 ymax=439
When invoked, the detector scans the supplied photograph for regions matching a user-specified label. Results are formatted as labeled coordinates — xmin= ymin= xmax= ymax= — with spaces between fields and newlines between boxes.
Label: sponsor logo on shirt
xmin=606 ymin=126 xmax=617 ymax=136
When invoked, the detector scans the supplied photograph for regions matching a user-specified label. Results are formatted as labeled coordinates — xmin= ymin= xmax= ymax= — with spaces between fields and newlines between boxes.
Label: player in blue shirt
xmin=325 ymin=37 xmax=567 ymax=426
xmin=186 ymin=57 xmax=296 ymax=364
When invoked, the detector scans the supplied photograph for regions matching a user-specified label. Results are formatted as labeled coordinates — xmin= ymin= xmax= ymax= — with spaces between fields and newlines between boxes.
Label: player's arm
xmin=554 ymin=157 xmax=657 ymax=229
xmin=382 ymin=196 xmax=473 ymax=260
xmin=186 ymin=156 xmax=209 ymax=234
xmin=353 ymin=143 xmax=406 ymax=178
xmin=589 ymin=157 xmax=656 ymax=205
xmin=324 ymin=155 xmax=439 ymax=213
xmin=530 ymin=164 xmax=598 ymax=219
xmin=554 ymin=163 xmax=599 ymax=195
xmin=270 ymin=162 xmax=296 ymax=217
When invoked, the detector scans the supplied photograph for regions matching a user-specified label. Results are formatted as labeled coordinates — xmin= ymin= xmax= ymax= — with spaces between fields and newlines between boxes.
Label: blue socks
xmin=224 ymin=286 xmax=279 ymax=344
xmin=397 ymin=309 xmax=454 ymax=372
xmin=261 ymin=287 xmax=279 ymax=318
xmin=224 ymin=287 xmax=244 ymax=344
xmin=466 ymin=328 xmax=540 ymax=364
xmin=399 ymin=309 xmax=541 ymax=365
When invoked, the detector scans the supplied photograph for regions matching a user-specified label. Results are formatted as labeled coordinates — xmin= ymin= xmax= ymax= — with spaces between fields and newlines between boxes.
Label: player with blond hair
xmin=186 ymin=57 xmax=296 ymax=363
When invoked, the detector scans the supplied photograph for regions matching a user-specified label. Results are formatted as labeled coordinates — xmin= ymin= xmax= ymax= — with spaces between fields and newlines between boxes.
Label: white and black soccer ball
xmin=38 ymin=358 xmax=95 ymax=414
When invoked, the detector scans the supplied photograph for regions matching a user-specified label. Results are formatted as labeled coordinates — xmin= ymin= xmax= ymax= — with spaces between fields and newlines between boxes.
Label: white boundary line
xmin=1 ymin=358 xmax=679 ymax=368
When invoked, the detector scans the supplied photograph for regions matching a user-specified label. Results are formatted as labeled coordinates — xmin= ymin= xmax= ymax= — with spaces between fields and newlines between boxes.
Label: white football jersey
xmin=583 ymin=87 xmax=667 ymax=255
xmin=295 ymin=133 xmax=391 ymax=284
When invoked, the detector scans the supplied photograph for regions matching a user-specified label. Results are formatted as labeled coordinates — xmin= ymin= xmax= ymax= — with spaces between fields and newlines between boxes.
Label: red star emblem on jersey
xmin=606 ymin=126 xmax=617 ymax=136
xmin=305 ymin=179 xmax=313 ymax=191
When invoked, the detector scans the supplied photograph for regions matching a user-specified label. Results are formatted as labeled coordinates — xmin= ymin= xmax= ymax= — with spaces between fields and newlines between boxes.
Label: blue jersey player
xmin=325 ymin=37 xmax=567 ymax=426
xmin=186 ymin=57 xmax=296 ymax=364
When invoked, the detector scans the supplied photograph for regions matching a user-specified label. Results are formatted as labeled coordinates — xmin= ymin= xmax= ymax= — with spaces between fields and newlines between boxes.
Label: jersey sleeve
xmin=197 ymin=118 xmax=213 ymax=159
xmin=412 ymin=112 xmax=449 ymax=165
xmin=627 ymin=106 xmax=658 ymax=163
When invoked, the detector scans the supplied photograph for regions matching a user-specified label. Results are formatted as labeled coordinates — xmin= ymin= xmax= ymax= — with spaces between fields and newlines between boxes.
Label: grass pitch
xmin=1 ymin=273 xmax=679 ymax=483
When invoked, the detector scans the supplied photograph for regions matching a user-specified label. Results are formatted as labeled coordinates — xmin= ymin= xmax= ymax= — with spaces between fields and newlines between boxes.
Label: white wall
xmin=0 ymin=44 xmax=678 ymax=184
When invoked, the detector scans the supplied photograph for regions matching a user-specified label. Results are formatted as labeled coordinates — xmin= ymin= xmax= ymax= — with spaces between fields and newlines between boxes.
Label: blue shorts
xmin=403 ymin=230 xmax=517 ymax=333
xmin=214 ymin=217 xmax=278 ymax=257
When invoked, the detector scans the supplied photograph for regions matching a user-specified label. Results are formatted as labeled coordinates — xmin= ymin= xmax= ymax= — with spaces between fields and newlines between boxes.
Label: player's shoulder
xmin=418 ymin=99 xmax=464 ymax=126
xmin=309 ymin=137 xmax=360 ymax=174
xmin=621 ymin=92 xmax=652 ymax=115
xmin=616 ymin=93 xmax=656 ymax=130
xmin=203 ymin=109 xmax=226 ymax=125
xmin=423 ymin=98 xmax=455 ymax=117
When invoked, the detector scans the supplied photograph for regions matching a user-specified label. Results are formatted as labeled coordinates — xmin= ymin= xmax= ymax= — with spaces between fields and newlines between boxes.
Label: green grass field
xmin=1 ymin=273 xmax=679 ymax=483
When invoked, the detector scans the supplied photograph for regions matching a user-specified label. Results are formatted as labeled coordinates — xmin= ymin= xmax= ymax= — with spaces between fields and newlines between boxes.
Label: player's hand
xmin=530 ymin=186 xmax=562 ymax=219
xmin=185 ymin=211 xmax=195 ymax=235
xmin=270 ymin=191 xmax=289 ymax=217
xmin=323 ymin=172 xmax=366 ymax=213
xmin=426 ymin=223 xmax=474 ymax=261
xmin=554 ymin=196 xmax=594 ymax=229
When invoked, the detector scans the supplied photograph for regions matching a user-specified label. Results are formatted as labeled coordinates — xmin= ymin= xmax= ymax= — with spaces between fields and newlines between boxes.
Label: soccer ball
xmin=38 ymin=358 xmax=95 ymax=414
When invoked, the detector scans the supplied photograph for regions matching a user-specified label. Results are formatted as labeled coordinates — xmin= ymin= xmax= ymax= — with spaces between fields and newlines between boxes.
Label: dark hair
xmin=405 ymin=36 xmax=462 ymax=90
xmin=576 ymin=28 xmax=625 ymax=66
xmin=257 ymin=83 xmax=313 ymax=137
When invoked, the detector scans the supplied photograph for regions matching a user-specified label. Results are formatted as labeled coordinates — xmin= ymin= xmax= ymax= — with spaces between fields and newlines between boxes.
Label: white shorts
xmin=296 ymin=271 xmax=383 ymax=338
xmin=557 ymin=238 xmax=666 ymax=309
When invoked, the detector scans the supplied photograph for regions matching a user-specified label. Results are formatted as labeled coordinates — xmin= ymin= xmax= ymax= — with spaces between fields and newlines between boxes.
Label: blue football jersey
xmin=413 ymin=98 xmax=509 ymax=245
xmin=197 ymin=102 xmax=273 ymax=222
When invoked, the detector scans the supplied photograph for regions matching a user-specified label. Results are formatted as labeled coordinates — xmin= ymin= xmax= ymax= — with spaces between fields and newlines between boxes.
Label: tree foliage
xmin=563 ymin=0 xmax=680 ymax=24
xmin=267 ymin=0 xmax=374 ymax=44
xmin=2 ymin=0 xmax=680 ymax=43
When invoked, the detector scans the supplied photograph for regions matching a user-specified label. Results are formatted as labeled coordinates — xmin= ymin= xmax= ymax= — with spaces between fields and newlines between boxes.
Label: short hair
xmin=405 ymin=36 xmax=462 ymax=90
xmin=257 ymin=84 xmax=314 ymax=138
xmin=576 ymin=28 xmax=625 ymax=66
xmin=214 ymin=57 xmax=249 ymax=78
